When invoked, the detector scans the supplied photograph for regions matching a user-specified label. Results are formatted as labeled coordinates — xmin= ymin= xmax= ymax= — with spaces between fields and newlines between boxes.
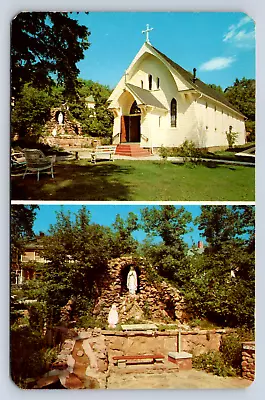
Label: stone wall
xmin=92 ymin=256 xmax=186 ymax=324
xmin=45 ymin=136 xmax=96 ymax=149
xmin=241 ymin=342 xmax=255 ymax=381
xmin=104 ymin=328 xmax=234 ymax=365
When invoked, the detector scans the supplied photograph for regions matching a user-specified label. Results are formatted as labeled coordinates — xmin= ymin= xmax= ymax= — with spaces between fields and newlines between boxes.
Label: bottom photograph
xmin=10 ymin=204 xmax=255 ymax=389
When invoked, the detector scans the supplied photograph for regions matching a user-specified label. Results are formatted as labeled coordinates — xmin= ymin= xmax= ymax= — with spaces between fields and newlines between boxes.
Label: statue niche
xmin=119 ymin=264 xmax=140 ymax=296
xmin=127 ymin=266 xmax=137 ymax=295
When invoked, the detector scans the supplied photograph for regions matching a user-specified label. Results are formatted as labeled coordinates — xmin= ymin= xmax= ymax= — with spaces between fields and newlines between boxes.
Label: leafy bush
xmin=173 ymin=140 xmax=201 ymax=164
xmin=220 ymin=333 xmax=242 ymax=373
xmin=226 ymin=131 xmax=239 ymax=148
xmin=11 ymin=325 xmax=50 ymax=387
xmin=77 ymin=314 xmax=106 ymax=330
xmin=158 ymin=145 xmax=171 ymax=160
xmin=193 ymin=351 xmax=237 ymax=377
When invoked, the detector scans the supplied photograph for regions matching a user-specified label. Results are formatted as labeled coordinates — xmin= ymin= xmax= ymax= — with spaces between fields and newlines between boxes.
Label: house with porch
xmin=12 ymin=233 xmax=47 ymax=285
xmin=108 ymin=28 xmax=246 ymax=155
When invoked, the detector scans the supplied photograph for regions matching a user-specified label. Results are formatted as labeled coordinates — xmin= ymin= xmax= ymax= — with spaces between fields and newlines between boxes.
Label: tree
xmin=11 ymin=84 xmax=56 ymax=137
xmin=11 ymin=205 xmax=39 ymax=258
xmin=207 ymin=83 xmax=224 ymax=94
xmin=140 ymin=206 xmax=192 ymax=282
xmin=111 ymin=212 xmax=139 ymax=257
xmin=69 ymin=79 xmax=114 ymax=138
xmin=196 ymin=205 xmax=254 ymax=252
xmin=187 ymin=205 xmax=255 ymax=328
xmin=39 ymin=207 xmax=114 ymax=322
xmin=224 ymin=78 xmax=255 ymax=137
xmin=11 ymin=12 xmax=90 ymax=99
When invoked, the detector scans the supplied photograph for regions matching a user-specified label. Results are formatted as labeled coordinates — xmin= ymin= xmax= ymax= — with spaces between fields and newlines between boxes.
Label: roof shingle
xmin=126 ymin=83 xmax=167 ymax=110
xmin=152 ymin=46 xmax=244 ymax=117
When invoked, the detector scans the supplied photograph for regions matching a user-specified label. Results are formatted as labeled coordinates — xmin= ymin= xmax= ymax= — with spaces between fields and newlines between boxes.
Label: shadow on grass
xmin=11 ymin=161 xmax=135 ymax=201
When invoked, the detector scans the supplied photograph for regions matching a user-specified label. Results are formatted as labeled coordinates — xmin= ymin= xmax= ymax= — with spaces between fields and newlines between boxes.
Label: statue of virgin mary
xmin=127 ymin=266 xmax=137 ymax=295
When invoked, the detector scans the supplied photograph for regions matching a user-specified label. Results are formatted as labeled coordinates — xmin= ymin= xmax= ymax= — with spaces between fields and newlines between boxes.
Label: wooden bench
xmin=91 ymin=145 xmax=116 ymax=164
xmin=113 ymin=354 xmax=165 ymax=367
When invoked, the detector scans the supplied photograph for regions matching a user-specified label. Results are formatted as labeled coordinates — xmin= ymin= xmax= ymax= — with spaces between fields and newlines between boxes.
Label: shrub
xmin=220 ymin=333 xmax=242 ymax=373
xmin=11 ymin=325 xmax=47 ymax=387
xmin=193 ymin=351 xmax=237 ymax=377
xmin=77 ymin=314 xmax=106 ymax=330
xmin=176 ymin=140 xmax=201 ymax=164
xmin=226 ymin=131 xmax=239 ymax=148
xmin=158 ymin=145 xmax=171 ymax=160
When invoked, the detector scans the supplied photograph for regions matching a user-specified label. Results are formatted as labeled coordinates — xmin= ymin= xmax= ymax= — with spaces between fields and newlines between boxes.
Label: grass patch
xmin=11 ymin=159 xmax=255 ymax=201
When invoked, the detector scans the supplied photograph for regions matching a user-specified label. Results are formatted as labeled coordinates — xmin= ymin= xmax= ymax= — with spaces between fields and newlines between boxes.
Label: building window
xmin=214 ymin=106 xmax=217 ymax=112
xmin=158 ymin=116 xmax=161 ymax=127
xmin=170 ymin=98 xmax=177 ymax=127
xmin=205 ymin=102 xmax=208 ymax=108
xmin=148 ymin=74 xmax=152 ymax=90
xmin=141 ymin=80 xmax=143 ymax=89
xmin=157 ymin=77 xmax=160 ymax=89
xmin=130 ymin=101 xmax=141 ymax=114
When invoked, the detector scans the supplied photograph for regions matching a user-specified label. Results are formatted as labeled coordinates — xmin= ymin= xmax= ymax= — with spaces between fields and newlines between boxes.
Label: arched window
xmin=130 ymin=101 xmax=141 ymax=114
xmin=148 ymin=74 xmax=152 ymax=90
xmin=170 ymin=98 xmax=177 ymax=127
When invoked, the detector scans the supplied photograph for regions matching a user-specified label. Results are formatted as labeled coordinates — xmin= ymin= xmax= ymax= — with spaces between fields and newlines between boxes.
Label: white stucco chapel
xmin=108 ymin=26 xmax=246 ymax=151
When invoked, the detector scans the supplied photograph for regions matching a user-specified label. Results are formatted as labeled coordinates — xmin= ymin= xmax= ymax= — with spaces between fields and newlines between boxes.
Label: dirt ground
xmin=106 ymin=368 xmax=252 ymax=389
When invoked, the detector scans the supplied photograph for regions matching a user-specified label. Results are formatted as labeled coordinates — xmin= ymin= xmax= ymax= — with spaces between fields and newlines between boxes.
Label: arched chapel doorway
xmin=120 ymin=101 xmax=141 ymax=143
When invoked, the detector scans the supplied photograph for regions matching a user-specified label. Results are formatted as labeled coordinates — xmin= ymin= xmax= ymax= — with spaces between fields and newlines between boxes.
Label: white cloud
xmin=199 ymin=56 xmax=236 ymax=71
xmin=233 ymin=29 xmax=255 ymax=48
xmin=223 ymin=15 xmax=255 ymax=48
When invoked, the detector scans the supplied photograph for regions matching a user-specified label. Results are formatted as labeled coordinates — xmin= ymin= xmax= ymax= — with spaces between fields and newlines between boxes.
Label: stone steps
xmin=115 ymin=144 xmax=150 ymax=157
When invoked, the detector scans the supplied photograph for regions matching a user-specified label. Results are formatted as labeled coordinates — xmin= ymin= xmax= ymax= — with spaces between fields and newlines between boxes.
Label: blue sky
xmin=73 ymin=12 xmax=255 ymax=90
xmin=33 ymin=204 xmax=204 ymax=247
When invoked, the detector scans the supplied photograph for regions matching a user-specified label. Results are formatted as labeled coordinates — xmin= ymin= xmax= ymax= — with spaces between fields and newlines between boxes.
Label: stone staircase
xmin=115 ymin=143 xmax=151 ymax=157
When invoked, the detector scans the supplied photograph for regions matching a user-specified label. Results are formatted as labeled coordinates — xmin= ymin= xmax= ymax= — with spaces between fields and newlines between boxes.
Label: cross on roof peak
xmin=142 ymin=24 xmax=153 ymax=44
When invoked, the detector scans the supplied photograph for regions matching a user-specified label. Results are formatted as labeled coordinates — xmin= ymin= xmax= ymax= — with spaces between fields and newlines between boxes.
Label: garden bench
xmin=91 ymin=145 xmax=116 ymax=164
xmin=113 ymin=354 xmax=165 ymax=367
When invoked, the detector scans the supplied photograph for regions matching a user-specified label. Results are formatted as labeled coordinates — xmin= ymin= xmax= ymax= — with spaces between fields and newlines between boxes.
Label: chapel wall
xmin=131 ymin=54 xmax=179 ymax=108
xmin=195 ymin=98 xmax=245 ymax=147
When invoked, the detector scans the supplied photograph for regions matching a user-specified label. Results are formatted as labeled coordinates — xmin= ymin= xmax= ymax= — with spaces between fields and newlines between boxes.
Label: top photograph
xmin=10 ymin=12 xmax=255 ymax=201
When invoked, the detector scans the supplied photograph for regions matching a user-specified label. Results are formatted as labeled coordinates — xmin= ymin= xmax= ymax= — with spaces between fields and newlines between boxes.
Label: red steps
xmin=115 ymin=143 xmax=151 ymax=157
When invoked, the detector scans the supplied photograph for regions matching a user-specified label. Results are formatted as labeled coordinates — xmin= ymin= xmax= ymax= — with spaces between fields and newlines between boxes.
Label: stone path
xmin=107 ymin=369 xmax=252 ymax=389
xmin=56 ymin=152 xmax=254 ymax=167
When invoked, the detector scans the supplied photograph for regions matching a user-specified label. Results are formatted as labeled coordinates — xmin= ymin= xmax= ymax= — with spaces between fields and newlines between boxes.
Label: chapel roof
xmin=151 ymin=46 xmax=245 ymax=117
xmin=126 ymin=83 xmax=167 ymax=110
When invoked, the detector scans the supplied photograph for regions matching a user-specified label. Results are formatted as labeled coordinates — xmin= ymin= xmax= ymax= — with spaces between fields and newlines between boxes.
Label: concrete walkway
xmin=57 ymin=151 xmax=254 ymax=167
xmin=107 ymin=369 xmax=252 ymax=389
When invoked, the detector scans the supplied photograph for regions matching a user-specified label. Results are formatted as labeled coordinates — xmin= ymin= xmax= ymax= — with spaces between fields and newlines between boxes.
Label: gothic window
xmin=157 ymin=77 xmax=160 ymax=89
xmin=130 ymin=101 xmax=141 ymax=114
xmin=170 ymin=98 xmax=177 ymax=127
xmin=148 ymin=74 xmax=152 ymax=90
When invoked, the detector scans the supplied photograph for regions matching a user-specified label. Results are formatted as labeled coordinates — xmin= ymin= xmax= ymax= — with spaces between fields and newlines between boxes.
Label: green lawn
xmin=11 ymin=160 xmax=255 ymax=201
